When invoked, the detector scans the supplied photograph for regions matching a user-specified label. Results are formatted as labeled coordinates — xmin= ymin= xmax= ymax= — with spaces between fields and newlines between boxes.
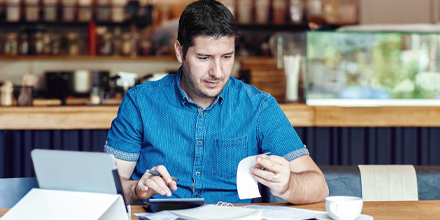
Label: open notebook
xmin=168 ymin=205 xmax=262 ymax=220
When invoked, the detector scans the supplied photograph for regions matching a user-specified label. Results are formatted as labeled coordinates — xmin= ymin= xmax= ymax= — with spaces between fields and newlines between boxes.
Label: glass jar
xmin=289 ymin=0 xmax=304 ymax=24
xmin=272 ymin=0 xmax=287 ymax=24
xmin=220 ymin=0 xmax=235 ymax=17
xmin=62 ymin=0 xmax=76 ymax=21
xmin=255 ymin=0 xmax=269 ymax=24
xmin=6 ymin=0 xmax=20 ymax=22
xmin=78 ymin=0 xmax=92 ymax=22
xmin=66 ymin=32 xmax=79 ymax=55
xmin=96 ymin=0 xmax=110 ymax=21
xmin=43 ymin=33 xmax=51 ymax=54
xmin=32 ymin=32 xmax=44 ymax=55
xmin=306 ymin=0 xmax=324 ymax=23
xmin=97 ymin=27 xmax=113 ymax=55
xmin=51 ymin=33 xmax=60 ymax=55
xmin=43 ymin=0 xmax=57 ymax=21
xmin=120 ymin=32 xmax=131 ymax=56
xmin=25 ymin=0 xmax=39 ymax=21
xmin=237 ymin=0 xmax=252 ymax=24
xmin=337 ymin=0 xmax=357 ymax=24
xmin=111 ymin=0 xmax=126 ymax=22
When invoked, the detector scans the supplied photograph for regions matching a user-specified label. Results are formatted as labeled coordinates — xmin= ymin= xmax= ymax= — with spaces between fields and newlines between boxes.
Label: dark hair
xmin=177 ymin=0 xmax=239 ymax=59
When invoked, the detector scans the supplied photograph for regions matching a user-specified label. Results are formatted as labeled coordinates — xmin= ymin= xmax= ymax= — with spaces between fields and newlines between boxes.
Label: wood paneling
xmin=314 ymin=106 xmax=440 ymax=127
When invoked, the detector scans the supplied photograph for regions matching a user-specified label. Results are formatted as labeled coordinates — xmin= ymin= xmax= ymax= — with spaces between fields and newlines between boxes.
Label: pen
xmin=146 ymin=170 xmax=179 ymax=182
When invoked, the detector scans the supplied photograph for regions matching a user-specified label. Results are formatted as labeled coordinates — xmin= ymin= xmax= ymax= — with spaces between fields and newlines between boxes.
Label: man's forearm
xmin=281 ymin=170 xmax=329 ymax=204
xmin=120 ymin=177 xmax=142 ymax=205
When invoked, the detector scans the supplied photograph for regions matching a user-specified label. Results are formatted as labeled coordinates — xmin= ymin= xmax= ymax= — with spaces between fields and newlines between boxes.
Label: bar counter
xmin=2 ymin=104 xmax=440 ymax=129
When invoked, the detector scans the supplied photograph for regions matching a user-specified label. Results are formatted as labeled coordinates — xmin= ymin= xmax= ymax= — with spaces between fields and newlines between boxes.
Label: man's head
xmin=177 ymin=0 xmax=238 ymax=60
xmin=175 ymin=0 xmax=239 ymax=107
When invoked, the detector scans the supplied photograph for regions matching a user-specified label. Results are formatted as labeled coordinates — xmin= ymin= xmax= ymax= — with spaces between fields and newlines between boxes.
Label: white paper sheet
xmin=244 ymin=205 xmax=326 ymax=220
xmin=237 ymin=155 xmax=261 ymax=199
xmin=134 ymin=211 xmax=179 ymax=220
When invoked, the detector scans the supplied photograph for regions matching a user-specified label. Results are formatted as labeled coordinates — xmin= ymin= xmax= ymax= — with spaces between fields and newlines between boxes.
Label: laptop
xmin=31 ymin=149 xmax=127 ymax=207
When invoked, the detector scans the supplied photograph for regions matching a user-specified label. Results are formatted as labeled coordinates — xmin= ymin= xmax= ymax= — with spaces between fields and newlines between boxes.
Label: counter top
xmin=2 ymin=104 xmax=440 ymax=129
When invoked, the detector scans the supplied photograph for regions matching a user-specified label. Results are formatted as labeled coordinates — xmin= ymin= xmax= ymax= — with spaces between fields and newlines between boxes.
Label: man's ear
xmin=174 ymin=41 xmax=183 ymax=63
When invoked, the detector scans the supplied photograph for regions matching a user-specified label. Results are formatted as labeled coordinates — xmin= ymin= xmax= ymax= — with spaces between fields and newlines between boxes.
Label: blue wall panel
xmin=0 ymin=127 xmax=440 ymax=178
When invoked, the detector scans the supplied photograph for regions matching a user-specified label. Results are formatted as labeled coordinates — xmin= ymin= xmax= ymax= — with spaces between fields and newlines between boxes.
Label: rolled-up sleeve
xmin=257 ymin=94 xmax=309 ymax=161
xmin=105 ymin=88 xmax=143 ymax=162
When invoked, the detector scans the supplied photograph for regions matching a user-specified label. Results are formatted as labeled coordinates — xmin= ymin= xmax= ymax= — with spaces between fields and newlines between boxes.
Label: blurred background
xmin=1 ymin=0 xmax=440 ymax=178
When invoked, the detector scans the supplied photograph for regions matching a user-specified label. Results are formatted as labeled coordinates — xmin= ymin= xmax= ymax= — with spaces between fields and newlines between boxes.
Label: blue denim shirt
xmin=104 ymin=67 xmax=309 ymax=204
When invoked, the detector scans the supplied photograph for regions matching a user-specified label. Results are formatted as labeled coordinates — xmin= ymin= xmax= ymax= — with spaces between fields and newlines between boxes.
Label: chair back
xmin=0 ymin=177 xmax=39 ymax=208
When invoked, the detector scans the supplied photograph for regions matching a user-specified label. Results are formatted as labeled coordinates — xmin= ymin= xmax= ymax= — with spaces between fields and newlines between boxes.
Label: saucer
xmin=315 ymin=213 xmax=374 ymax=220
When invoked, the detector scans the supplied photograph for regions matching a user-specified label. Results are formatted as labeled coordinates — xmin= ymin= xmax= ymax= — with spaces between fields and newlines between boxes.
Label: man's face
xmin=175 ymin=35 xmax=235 ymax=105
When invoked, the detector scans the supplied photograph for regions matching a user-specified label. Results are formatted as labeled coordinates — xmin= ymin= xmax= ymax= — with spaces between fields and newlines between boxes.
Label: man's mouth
xmin=205 ymin=81 xmax=220 ymax=88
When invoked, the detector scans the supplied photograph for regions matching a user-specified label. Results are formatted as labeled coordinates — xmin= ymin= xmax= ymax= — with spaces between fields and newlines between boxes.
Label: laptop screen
xmin=31 ymin=149 xmax=128 ymax=209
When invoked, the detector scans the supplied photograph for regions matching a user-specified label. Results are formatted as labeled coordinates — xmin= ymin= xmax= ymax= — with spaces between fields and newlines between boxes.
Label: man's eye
xmin=199 ymin=57 xmax=209 ymax=60
xmin=224 ymin=55 xmax=232 ymax=59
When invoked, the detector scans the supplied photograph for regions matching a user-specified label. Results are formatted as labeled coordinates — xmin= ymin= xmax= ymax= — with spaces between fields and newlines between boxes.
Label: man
xmin=105 ymin=0 xmax=328 ymax=205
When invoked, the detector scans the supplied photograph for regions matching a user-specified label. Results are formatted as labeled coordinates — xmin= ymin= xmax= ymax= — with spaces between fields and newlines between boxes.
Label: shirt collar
xmin=175 ymin=66 xmax=227 ymax=108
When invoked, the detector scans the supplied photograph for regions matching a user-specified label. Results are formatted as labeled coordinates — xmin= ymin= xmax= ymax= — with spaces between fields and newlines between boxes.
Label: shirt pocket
xmin=212 ymin=136 xmax=248 ymax=179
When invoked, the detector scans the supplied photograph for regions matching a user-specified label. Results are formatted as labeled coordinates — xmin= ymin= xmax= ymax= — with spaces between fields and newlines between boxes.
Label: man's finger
xmin=257 ymin=156 xmax=282 ymax=172
xmin=149 ymin=176 xmax=172 ymax=197
xmin=155 ymin=165 xmax=174 ymax=184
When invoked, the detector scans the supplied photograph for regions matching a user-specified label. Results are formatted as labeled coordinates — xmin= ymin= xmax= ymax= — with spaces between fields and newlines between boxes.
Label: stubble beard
xmin=181 ymin=65 xmax=227 ymax=99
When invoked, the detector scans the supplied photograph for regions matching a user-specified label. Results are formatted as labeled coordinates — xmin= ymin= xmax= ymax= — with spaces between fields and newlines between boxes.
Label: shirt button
xmin=195 ymin=193 xmax=199 ymax=197
xmin=198 ymin=141 xmax=202 ymax=145
xmin=201 ymin=112 xmax=204 ymax=116
xmin=196 ymin=172 xmax=200 ymax=176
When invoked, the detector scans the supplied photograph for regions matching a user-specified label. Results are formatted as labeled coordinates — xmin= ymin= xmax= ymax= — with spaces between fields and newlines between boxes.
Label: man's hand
xmin=250 ymin=155 xmax=329 ymax=204
xmin=250 ymin=155 xmax=291 ymax=197
xmin=136 ymin=165 xmax=178 ymax=200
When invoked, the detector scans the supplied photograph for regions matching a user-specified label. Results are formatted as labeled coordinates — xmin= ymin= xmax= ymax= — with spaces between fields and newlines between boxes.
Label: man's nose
xmin=209 ymin=58 xmax=222 ymax=78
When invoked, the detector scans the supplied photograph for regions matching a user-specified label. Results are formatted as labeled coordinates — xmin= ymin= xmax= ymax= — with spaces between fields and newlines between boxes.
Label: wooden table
xmin=1 ymin=201 xmax=439 ymax=219
xmin=3 ymin=104 xmax=440 ymax=129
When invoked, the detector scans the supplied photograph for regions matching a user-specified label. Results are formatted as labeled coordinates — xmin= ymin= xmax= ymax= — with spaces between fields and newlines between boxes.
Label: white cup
xmin=325 ymin=196 xmax=363 ymax=220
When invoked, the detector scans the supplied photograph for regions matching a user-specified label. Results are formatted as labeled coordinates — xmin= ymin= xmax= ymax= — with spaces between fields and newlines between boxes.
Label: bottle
xmin=113 ymin=27 xmax=121 ymax=56
xmin=51 ymin=33 xmax=60 ymax=55
xmin=4 ymin=33 xmax=18 ymax=56
xmin=19 ymin=34 xmax=29 ymax=55
xmin=86 ymin=21 xmax=97 ymax=55
xmin=0 ymin=81 xmax=14 ymax=106
xmin=130 ymin=24 xmax=138 ymax=58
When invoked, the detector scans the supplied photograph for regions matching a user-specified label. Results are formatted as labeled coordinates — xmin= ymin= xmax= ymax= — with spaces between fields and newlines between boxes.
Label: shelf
xmin=0 ymin=55 xmax=180 ymax=61
xmin=0 ymin=55 xmax=270 ymax=62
